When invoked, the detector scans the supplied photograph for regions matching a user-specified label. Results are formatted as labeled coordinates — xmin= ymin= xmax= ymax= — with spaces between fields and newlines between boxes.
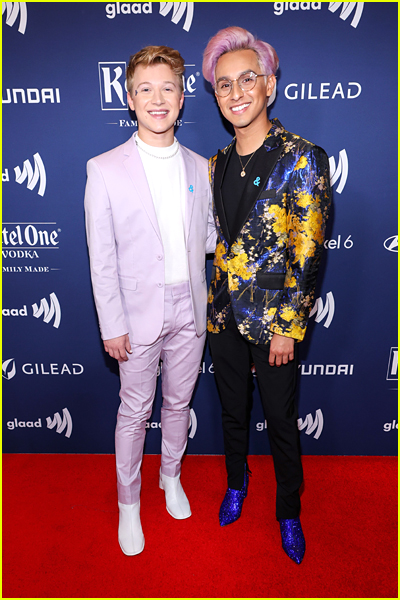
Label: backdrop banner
xmin=2 ymin=2 xmax=397 ymax=456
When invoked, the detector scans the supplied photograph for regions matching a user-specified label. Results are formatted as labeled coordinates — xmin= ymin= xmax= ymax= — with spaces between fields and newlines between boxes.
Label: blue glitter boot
xmin=279 ymin=517 xmax=305 ymax=564
xmin=219 ymin=465 xmax=250 ymax=526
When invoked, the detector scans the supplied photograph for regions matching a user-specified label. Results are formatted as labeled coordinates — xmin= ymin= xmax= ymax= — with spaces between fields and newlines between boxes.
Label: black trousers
xmin=209 ymin=316 xmax=303 ymax=520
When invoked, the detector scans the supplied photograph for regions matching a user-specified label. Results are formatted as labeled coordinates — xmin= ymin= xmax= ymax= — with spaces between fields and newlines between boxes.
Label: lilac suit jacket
xmin=84 ymin=134 xmax=216 ymax=346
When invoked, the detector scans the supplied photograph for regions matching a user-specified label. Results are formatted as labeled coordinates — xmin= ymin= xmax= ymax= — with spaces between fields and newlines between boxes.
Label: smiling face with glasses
xmin=214 ymin=49 xmax=276 ymax=150
xmin=215 ymin=71 xmax=268 ymax=97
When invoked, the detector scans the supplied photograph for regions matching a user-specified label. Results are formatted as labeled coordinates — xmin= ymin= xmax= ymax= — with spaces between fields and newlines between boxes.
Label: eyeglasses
xmin=214 ymin=71 xmax=268 ymax=97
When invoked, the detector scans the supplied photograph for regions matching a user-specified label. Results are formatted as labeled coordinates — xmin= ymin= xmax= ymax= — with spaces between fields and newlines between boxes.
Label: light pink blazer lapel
xmin=180 ymin=145 xmax=196 ymax=242
xmin=122 ymin=135 xmax=162 ymax=241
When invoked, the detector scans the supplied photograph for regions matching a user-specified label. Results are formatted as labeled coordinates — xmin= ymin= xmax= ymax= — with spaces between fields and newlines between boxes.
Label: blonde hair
xmin=126 ymin=45 xmax=185 ymax=94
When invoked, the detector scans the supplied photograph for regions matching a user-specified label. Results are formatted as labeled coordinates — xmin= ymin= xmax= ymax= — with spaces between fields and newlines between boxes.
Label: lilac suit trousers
xmin=115 ymin=281 xmax=205 ymax=505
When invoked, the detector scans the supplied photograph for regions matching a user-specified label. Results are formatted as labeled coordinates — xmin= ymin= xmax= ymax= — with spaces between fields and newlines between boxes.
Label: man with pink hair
xmin=203 ymin=27 xmax=331 ymax=564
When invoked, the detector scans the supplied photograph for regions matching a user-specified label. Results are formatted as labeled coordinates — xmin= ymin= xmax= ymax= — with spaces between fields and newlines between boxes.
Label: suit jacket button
xmin=229 ymin=252 xmax=235 ymax=259
xmin=157 ymin=255 xmax=163 ymax=261
xmin=157 ymin=283 xmax=163 ymax=288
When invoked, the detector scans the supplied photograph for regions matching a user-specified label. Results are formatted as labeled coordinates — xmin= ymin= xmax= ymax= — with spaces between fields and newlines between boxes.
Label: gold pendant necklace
xmin=237 ymin=149 xmax=257 ymax=177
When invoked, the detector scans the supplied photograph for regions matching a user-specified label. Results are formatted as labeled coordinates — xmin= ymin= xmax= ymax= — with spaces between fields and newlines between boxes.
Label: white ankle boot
xmin=118 ymin=501 xmax=145 ymax=556
xmin=159 ymin=470 xmax=191 ymax=519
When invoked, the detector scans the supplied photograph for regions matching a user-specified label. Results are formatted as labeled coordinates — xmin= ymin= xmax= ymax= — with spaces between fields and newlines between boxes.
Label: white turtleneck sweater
xmin=135 ymin=132 xmax=188 ymax=285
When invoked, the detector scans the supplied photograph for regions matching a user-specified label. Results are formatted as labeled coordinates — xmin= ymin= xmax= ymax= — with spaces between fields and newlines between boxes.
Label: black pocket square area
xmin=256 ymin=271 xmax=285 ymax=290
xmin=258 ymin=189 xmax=277 ymax=200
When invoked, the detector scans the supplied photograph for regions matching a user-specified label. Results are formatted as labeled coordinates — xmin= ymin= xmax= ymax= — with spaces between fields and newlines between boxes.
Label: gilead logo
xmin=2 ymin=359 xmax=85 ymax=378
xmin=2 ymin=358 xmax=16 ymax=380
xmin=284 ymin=82 xmax=361 ymax=101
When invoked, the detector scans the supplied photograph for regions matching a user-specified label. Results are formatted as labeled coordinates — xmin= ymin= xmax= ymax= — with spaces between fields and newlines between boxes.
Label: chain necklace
xmin=135 ymin=137 xmax=179 ymax=159
xmin=237 ymin=148 xmax=257 ymax=177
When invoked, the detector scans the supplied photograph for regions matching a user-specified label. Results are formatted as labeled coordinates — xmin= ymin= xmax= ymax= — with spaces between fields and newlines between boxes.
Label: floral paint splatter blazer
xmin=207 ymin=118 xmax=332 ymax=344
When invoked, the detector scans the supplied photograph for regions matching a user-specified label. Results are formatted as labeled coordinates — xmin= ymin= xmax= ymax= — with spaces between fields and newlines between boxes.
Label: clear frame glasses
xmin=214 ymin=71 xmax=268 ymax=97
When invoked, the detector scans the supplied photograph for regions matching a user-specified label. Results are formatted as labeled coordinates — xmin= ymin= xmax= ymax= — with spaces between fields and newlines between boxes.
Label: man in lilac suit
xmin=85 ymin=46 xmax=216 ymax=556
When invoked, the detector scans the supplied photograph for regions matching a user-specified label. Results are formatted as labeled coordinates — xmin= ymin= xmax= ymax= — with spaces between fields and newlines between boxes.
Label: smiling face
xmin=127 ymin=63 xmax=184 ymax=147
xmin=214 ymin=49 xmax=275 ymax=137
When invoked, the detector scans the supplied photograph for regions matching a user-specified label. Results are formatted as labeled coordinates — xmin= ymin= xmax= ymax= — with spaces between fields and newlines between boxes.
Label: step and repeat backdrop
xmin=3 ymin=2 xmax=397 ymax=456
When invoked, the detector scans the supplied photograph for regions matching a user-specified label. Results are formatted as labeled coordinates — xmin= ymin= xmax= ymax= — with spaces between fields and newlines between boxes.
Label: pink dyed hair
xmin=202 ymin=26 xmax=279 ymax=87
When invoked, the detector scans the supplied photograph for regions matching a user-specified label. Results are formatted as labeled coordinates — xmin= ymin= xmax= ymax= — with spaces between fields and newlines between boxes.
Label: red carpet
xmin=2 ymin=454 xmax=398 ymax=598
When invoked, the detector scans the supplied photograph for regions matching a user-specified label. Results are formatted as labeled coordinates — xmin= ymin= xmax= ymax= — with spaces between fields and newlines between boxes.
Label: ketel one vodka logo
xmin=387 ymin=348 xmax=398 ymax=381
xmin=98 ymin=62 xmax=127 ymax=110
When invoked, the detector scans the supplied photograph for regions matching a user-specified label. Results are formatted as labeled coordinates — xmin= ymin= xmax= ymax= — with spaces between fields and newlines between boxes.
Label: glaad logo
xmin=159 ymin=2 xmax=194 ymax=32
xmin=11 ymin=153 xmax=47 ymax=196
xmin=273 ymin=3 xmax=321 ymax=16
xmin=297 ymin=409 xmax=324 ymax=439
xmin=105 ymin=3 xmax=152 ymax=18
xmin=328 ymin=2 xmax=364 ymax=29
xmin=2 ymin=358 xmax=16 ymax=380
xmin=383 ymin=420 xmax=398 ymax=432
xmin=329 ymin=149 xmax=348 ymax=194
xmin=386 ymin=348 xmax=398 ymax=381
xmin=7 ymin=417 xmax=42 ymax=430
xmin=257 ymin=409 xmax=324 ymax=439
xmin=6 ymin=408 xmax=73 ymax=439
xmin=188 ymin=408 xmax=197 ymax=439
xmin=383 ymin=235 xmax=398 ymax=253
xmin=309 ymin=292 xmax=335 ymax=328
xmin=32 ymin=293 xmax=61 ymax=328
xmin=46 ymin=408 xmax=73 ymax=438
xmin=2 ymin=2 xmax=27 ymax=34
